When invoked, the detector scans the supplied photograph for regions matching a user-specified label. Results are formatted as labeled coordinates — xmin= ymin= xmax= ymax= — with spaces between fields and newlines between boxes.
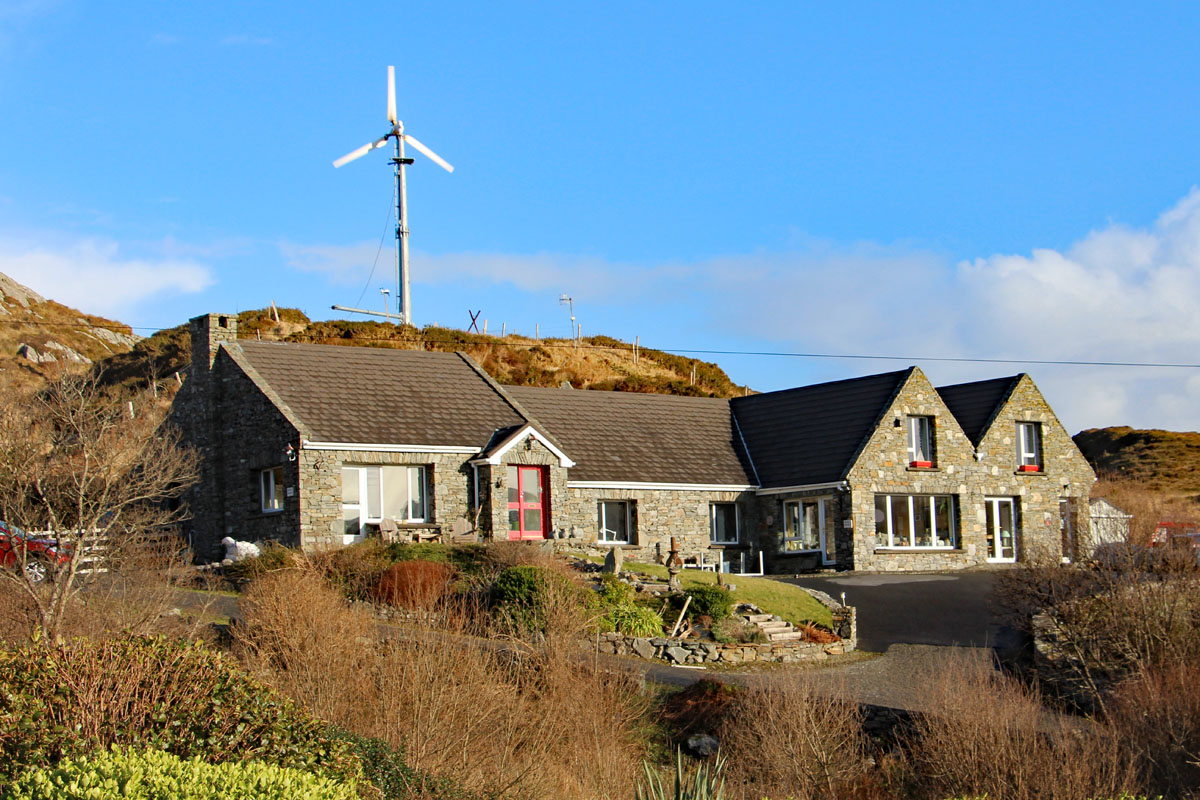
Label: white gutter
xmin=567 ymin=481 xmax=756 ymax=492
xmin=301 ymin=440 xmax=479 ymax=454
xmin=756 ymin=481 xmax=849 ymax=496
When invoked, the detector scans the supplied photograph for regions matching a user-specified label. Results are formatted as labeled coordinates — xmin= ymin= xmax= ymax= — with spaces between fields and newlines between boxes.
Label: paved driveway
xmin=781 ymin=571 xmax=1021 ymax=653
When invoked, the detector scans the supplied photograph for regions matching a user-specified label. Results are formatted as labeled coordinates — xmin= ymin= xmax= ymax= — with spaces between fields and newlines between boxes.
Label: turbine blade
xmin=403 ymin=134 xmax=454 ymax=173
xmin=332 ymin=135 xmax=389 ymax=168
xmin=387 ymin=66 xmax=397 ymax=124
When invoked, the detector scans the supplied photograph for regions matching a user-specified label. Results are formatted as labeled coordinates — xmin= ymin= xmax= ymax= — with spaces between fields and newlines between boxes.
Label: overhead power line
xmin=4 ymin=317 xmax=1199 ymax=370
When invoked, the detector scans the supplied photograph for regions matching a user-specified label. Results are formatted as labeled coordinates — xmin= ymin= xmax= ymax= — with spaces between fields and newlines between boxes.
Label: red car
xmin=0 ymin=521 xmax=72 ymax=583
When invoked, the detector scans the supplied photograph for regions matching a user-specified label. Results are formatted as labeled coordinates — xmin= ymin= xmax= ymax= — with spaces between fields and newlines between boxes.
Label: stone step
xmin=755 ymin=621 xmax=791 ymax=632
xmin=743 ymin=613 xmax=773 ymax=623
xmin=767 ymin=631 xmax=807 ymax=642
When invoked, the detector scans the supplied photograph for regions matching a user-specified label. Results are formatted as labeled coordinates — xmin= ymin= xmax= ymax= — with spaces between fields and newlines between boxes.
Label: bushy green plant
xmin=489 ymin=565 xmax=583 ymax=632
xmin=5 ymin=746 xmax=357 ymax=800
xmin=636 ymin=749 xmax=726 ymax=800
xmin=329 ymin=729 xmax=476 ymax=800
xmin=602 ymin=604 xmax=664 ymax=638
xmin=682 ymin=585 xmax=733 ymax=621
xmin=0 ymin=636 xmax=359 ymax=783
xmin=710 ymin=616 xmax=765 ymax=645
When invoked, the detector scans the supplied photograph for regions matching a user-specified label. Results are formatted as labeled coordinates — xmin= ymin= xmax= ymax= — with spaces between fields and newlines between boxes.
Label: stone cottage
xmin=172 ymin=312 xmax=1095 ymax=572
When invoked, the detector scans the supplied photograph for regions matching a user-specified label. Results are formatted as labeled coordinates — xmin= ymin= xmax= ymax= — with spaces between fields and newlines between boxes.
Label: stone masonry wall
xmin=480 ymin=438 xmax=570 ymax=541
xmin=841 ymin=369 xmax=1095 ymax=572
xmin=560 ymin=487 xmax=761 ymax=569
xmin=297 ymin=449 xmax=478 ymax=552
xmin=756 ymin=488 xmax=853 ymax=573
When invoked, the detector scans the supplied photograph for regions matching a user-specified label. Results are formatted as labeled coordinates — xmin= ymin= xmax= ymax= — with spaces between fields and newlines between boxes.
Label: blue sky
xmin=3 ymin=1 xmax=1200 ymax=433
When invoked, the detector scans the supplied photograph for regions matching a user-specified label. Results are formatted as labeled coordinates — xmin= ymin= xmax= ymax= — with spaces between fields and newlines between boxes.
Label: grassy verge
xmin=586 ymin=556 xmax=832 ymax=628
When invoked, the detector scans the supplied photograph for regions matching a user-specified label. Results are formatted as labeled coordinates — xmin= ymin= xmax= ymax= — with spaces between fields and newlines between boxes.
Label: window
xmin=1016 ymin=422 xmax=1042 ymax=471
xmin=783 ymin=499 xmax=823 ymax=551
xmin=597 ymin=500 xmax=634 ymax=544
xmin=260 ymin=467 xmax=284 ymax=513
xmin=874 ymin=494 xmax=957 ymax=548
xmin=710 ymin=502 xmax=739 ymax=544
xmin=341 ymin=465 xmax=428 ymax=540
xmin=906 ymin=416 xmax=933 ymax=467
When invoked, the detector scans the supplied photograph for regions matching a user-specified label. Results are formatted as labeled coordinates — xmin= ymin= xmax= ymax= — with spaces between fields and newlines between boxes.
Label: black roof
xmin=731 ymin=369 xmax=912 ymax=488
xmin=936 ymin=375 xmax=1024 ymax=446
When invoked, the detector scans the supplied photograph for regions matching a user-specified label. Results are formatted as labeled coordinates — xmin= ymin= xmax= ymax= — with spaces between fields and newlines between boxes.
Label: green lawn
xmin=586 ymin=556 xmax=832 ymax=628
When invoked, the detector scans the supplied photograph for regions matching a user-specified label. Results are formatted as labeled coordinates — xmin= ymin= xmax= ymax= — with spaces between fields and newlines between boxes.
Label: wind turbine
xmin=332 ymin=66 xmax=453 ymax=326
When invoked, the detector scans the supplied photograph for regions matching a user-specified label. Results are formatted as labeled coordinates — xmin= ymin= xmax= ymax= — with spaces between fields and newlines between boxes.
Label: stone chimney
xmin=189 ymin=313 xmax=238 ymax=375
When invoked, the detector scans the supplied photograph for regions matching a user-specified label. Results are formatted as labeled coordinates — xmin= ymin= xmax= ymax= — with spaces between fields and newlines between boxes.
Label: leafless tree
xmin=0 ymin=372 xmax=198 ymax=642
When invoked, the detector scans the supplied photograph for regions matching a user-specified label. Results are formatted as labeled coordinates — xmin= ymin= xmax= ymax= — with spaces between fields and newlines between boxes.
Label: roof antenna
xmin=331 ymin=66 xmax=454 ymax=327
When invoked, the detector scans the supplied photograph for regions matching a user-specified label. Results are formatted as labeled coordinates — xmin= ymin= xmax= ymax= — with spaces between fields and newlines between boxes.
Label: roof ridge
xmin=837 ymin=366 xmax=916 ymax=481
xmin=453 ymin=352 xmax=572 ymax=456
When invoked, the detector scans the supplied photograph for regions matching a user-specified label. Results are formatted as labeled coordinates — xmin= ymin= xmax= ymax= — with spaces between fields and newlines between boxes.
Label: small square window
xmin=906 ymin=416 xmax=934 ymax=467
xmin=710 ymin=502 xmax=739 ymax=544
xmin=1016 ymin=422 xmax=1042 ymax=471
xmin=598 ymin=501 xmax=634 ymax=544
xmin=260 ymin=466 xmax=284 ymax=513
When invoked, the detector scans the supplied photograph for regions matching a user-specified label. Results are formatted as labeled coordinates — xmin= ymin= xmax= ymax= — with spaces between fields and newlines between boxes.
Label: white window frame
xmin=597 ymin=500 xmax=634 ymax=545
xmin=260 ymin=466 xmax=284 ymax=513
xmin=342 ymin=465 xmax=429 ymax=541
xmin=709 ymin=502 xmax=740 ymax=544
xmin=783 ymin=498 xmax=831 ymax=559
xmin=874 ymin=493 xmax=957 ymax=549
xmin=1016 ymin=422 xmax=1042 ymax=470
xmin=906 ymin=416 xmax=933 ymax=466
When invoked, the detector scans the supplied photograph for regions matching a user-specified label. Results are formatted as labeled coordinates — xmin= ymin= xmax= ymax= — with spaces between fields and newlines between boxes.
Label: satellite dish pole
xmin=332 ymin=66 xmax=454 ymax=326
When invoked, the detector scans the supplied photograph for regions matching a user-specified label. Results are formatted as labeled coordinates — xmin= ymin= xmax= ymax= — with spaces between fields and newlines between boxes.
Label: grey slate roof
xmin=731 ymin=369 xmax=912 ymax=489
xmin=230 ymin=341 xmax=526 ymax=446
xmin=936 ymin=375 xmax=1023 ymax=446
xmin=505 ymin=386 xmax=755 ymax=485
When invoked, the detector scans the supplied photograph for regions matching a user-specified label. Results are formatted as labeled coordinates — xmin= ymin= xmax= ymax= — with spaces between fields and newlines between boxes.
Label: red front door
xmin=507 ymin=465 xmax=548 ymax=540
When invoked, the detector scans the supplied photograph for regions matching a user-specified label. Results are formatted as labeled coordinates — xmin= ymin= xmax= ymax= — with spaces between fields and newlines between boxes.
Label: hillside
xmin=0 ymin=273 xmax=138 ymax=390
xmin=95 ymin=308 xmax=751 ymax=399
xmin=1074 ymin=426 xmax=1200 ymax=495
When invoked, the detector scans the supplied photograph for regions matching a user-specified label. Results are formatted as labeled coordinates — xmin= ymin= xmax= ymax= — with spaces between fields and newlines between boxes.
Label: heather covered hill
xmin=0 ymin=273 xmax=138 ymax=390
xmin=1074 ymin=426 xmax=1200 ymax=495
xmin=93 ymin=308 xmax=751 ymax=399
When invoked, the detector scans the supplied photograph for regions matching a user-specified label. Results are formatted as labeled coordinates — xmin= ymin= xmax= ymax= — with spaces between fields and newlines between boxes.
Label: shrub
xmin=372 ymin=561 xmax=455 ymax=610
xmin=709 ymin=617 xmax=764 ymax=645
xmin=6 ymin=746 xmax=357 ymax=800
xmin=314 ymin=539 xmax=400 ymax=600
xmin=329 ymin=728 xmax=476 ymax=800
xmin=222 ymin=540 xmax=297 ymax=584
xmin=717 ymin=672 xmax=868 ymax=800
xmin=601 ymin=604 xmax=664 ymax=638
xmin=682 ymin=585 xmax=733 ymax=621
xmin=636 ymin=749 xmax=727 ymax=800
xmin=0 ymin=635 xmax=359 ymax=783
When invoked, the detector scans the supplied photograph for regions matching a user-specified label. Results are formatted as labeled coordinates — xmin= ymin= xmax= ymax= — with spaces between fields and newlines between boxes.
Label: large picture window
xmin=342 ymin=465 xmax=428 ymax=542
xmin=783 ymin=497 xmax=837 ymax=563
xmin=710 ymin=502 xmax=739 ymax=544
xmin=597 ymin=500 xmax=634 ymax=544
xmin=874 ymin=494 xmax=957 ymax=549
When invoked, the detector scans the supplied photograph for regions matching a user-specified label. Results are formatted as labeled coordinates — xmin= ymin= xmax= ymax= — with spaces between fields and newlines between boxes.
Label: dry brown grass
xmin=1105 ymin=661 xmax=1200 ymax=797
xmin=717 ymin=673 xmax=872 ymax=800
xmin=235 ymin=566 xmax=650 ymax=799
xmin=1092 ymin=476 xmax=1200 ymax=545
xmin=903 ymin=653 xmax=1138 ymax=800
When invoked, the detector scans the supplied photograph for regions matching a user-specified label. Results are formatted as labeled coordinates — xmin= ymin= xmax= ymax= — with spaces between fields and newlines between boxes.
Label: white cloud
xmin=0 ymin=235 xmax=213 ymax=319
xmin=283 ymin=190 xmax=1200 ymax=433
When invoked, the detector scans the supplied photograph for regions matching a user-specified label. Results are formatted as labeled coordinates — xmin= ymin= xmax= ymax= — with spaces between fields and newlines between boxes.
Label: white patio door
xmin=985 ymin=497 xmax=1017 ymax=562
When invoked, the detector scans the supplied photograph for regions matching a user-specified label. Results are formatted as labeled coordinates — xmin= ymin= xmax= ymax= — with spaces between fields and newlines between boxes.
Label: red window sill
xmin=909 ymin=461 xmax=933 ymax=469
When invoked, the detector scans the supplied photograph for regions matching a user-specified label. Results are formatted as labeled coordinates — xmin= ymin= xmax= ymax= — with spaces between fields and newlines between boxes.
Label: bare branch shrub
xmin=0 ymin=372 xmax=198 ymax=642
xmin=904 ymin=652 xmax=1137 ymax=800
xmin=236 ymin=566 xmax=649 ymax=799
xmin=717 ymin=672 xmax=870 ymax=800
xmin=1105 ymin=660 xmax=1200 ymax=796
xmin=996 ymin=546 xmax=1200 ymax=706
